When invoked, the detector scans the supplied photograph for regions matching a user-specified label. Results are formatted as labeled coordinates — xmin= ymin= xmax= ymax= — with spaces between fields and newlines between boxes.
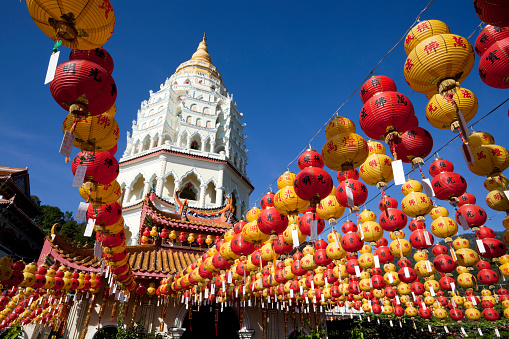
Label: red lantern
xmin=341 ymin=220 xmax=358 ymax=233
xmin=87 ymin=201 xmax=122 ymax=226
xmin=431 ymin=172 xmax=467 ymax=201
xmin=476 ymin=226 xmax=496 ymax=239
xmin=474 ymin=0 xmax=509 ymax=27
xmin=273 ymin=235 xmax=292 ymax=254
xmin=409 ymin=229 xmax=434 ymax=250
xmin=360 ymin=75 xmax=398 ymax=103
xmin=298 ymin=209 xmax=325 ymax=236
xmin=101 ymin=229 xmax=125 ymax=247
xmin=375 ymin=245 xmax=394 ymax=264
xmin=359 ymin=91 xmax=416 ymax=141
xmin=455 ymin=204 xmax=487 ymax=229
xmin=337 ymin=169 xmax=359 ymax=182
xmin=72 ymin=150 xmax=119 ymax=184
xmin=49 ymin=60 xmax=117 ymax=116
xmin=392 ymin=127 xmax=433 ymax=163
xmin=378 ymin=196 xmax=398 ymax=211
xmin=211 ymin=252 xmax=230 ymax=271
xmin=231 ymin=234 xmax=255 ymax=256
xmin=478 ymin=238 xmax=507 ymax=259
xmin=398 ymin=267 xmax=417 ymax=283
xmin=294 ymin=167 xmax=333 ymax=204
xmin=457 ymin=192 xmax=476 ymax=206
xmin=336 ymin=179 xmax=368 ymax=209
xmin=69 ymin=47 xmax=114 ymax=74
xmin=260 ymin=192 xmax=275 ymax=210
xmin=136 ymin=283 xmax=147 ymax=296
xmin=379 ymin=208 xmax=407 ymax=232
xmin=411 ymin=281 xmax=425 ymax=295
xmin=298 ymin=149 xmax=324 ymax=169
xmin=408 ymin=218 xmax=426 ymax=231
xmin=477 ymin=268 xmax=499 ymax=285
xmin=258 ymin=206 xmax=288 ymax=237
xmin=482 ymin=307 xmax=500 ymax=321
xmin=475 ymin=26 xmax=509 ymax=56
xmin=291 ymin=260 xmax=307 ymax=277
xmin=428 ymin=159 xmax=454 ymax=177
xmin=433 ymin=254 xmax=457 ymax=274
xmin=479 ymin=37 xmax=509 ymax=89
xmin=439 ymin=275 xmax=456 ymax=291
xmin=341 ymin=232 xmax=364 ymax=252
xmin=234 ymin=220 xmax=246 ymax=234
xmin=314 ymin=249 xmax=332 ymax=267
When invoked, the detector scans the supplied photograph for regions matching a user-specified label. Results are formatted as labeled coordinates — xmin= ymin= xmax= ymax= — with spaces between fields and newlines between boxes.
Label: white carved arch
xmin=204 ymin=176 xmax=218 ymax=187
xmin=178 ymin=168 xmax=204 ymax=186
xmin=129 ymin=171 xmax=147 ymax=190
xmin=161 ymin=170 xmax=177 ymax=181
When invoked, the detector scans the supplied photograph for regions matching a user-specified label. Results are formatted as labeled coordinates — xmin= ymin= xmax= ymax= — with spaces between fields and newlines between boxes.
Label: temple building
xmin=116 ymin=34 xmax=253 ymax=245
xmin=0 ymin=166 xmax=44 ymax=261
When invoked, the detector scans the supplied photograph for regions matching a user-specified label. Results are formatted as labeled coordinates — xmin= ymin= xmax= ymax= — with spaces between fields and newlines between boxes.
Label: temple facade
xmin=116 ymin=36 xmax=253 ymax=245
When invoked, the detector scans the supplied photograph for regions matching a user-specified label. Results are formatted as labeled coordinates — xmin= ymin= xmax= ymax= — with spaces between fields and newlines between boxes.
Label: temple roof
xmin=41 ymin=233 xmax=200 ymax=278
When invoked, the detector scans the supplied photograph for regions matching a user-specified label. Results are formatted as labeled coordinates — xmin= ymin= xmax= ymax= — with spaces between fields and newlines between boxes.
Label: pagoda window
xmin=196 ymin=118 xmax=202 ymax=127
xmin=180 ymin=184 xmax=197 ymax=201
xmin=157 ymin=117 xmax=163 ymax=124
xmin=206 ymin=121 xmax=211 ymax=128
xmin=203 ymin=107 xmax=210 ymax=114
xmin=130 ymin=176 xmax=145 ymax=202
xmin=190 ymin=140 xmax=200 ymax=150
xmin=190 ymin=104 xmax=197 ymax=112
xmin=205 ymin=182 xmax=216 ymax=205
xmin=203 ymin=138 xmax=211 ymax=152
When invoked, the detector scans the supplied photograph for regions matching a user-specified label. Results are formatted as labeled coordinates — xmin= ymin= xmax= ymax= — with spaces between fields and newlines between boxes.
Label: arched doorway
xmin=181 ymin=306 xmax=239 ymax=339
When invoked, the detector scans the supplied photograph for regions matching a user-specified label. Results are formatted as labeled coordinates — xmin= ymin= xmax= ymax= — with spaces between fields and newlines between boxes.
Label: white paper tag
xmin=444 ymin=325 xmax=449 ymax=333
xmin=311 ymin=280 xmax=315 ymax=290
xmin=75 ymin=202 xmax=90 ymax=222
xmin=205 ymin=288 xmax=209 ymax=298
xmin=390 ymin=320 xmax=393 ymax=327
xmin=321 ymin=294 xmax=325 ymax=303
xmin=477 ymin=239 xmax=486 ymax=253
xmin=45 ymin=51 xmax=60 ymax=84
xmin=425 ymin=260 xmax=433 ymax=272
xmin=388 ymin=272 xmax=394 ymax=283
xmin=374 ymin=255 xmax=380 ymax=268
xmin=59 ymin=131 xmax=75 ymax=158
xmin=422 ymin=178 xmax=434 ymax=197
xmin=458 ymin=214 xmax=470 ymax=231
xmin=430 ymin=286 xmax=435 ymax=297
xmin=290 ymin=289 xmax=294 ymax=298
xmin=504 ymin=190 xmax=509 ymax=201
xmin=392 ymin=160 xmax=405 ymax=185
xmin=495 ymin=328 xmax=500 ymax=337
xmin=300 ymin=286 xmax=303 ymax=295
xmin=395 ymin=295 xmax=400 ymax=304
xmin=354 ymin=266 xmax=361 ymax=278
xmin=310 ymin=220 xmax=318 ymax=241
xmin=242 ymin=286 xmax=245 ymax=295
xmin=457 ymin=110 xmax=471 ymax=139
xmin=428 ymin=324 xmax=432 ymax=333
xmin=227 ymin=271 xmax=232 ymax=284
xmin=325 ymin=277 xmax=329 ymax=288
xmin=423 ymin=231 xmax=432 ymax=245
xmin=412 ymin=292 xmax=416 ymax=301
xmin=292 ymin=229 xmax=300 ymax=248
xmin=359 ymin=225 xmax=365 ymax=240
xmin=461 ymin=327 xmax=466 ymax=336
xmin=369 ymin=278 xmax=373 ymax=288
xmin=84 ymin=218 xmax=95 ymax=237
xmin=94 ymin=240 xmax=102 ymax=258
xmin=404 ymin=267 xmax=410 ymax=278
xmin=472 ymin=296 xmax=477 ymax=305
xmin=450 ymin=282 xmax=456 ymax=294
xmin=345 ymin=185 xmax=355 ymax=207
xmin=100 ymin=260 xmax=105 ymax=275
xmin=478 ymin=328 xmax=483 ymax=336
xmin=222 ymin=280 xmax=226 ymax=292
xmin=72 ymin=165 xmax=87 ymax=187
xmin=333 ymin=233 xmax=340 ymax=248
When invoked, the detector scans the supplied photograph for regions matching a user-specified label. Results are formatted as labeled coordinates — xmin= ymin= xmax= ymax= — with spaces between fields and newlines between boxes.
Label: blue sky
xmin=1 ymin=1 xmax=508 ymax=235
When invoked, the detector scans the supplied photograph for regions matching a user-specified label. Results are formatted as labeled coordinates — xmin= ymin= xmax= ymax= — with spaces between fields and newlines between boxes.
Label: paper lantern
xmin=409 ymin=229 xmax=434 ymax=250
xmin=360 ymin=75 xmax=397 ymax=103
xmin=337 ymin=168 xmax=359 ymax=182
xmin=457 ymin=192 xmax=477 ymax=206
xmin=479 ymin=37 xmax=509 ymax=89
xmin=360 ymin=221 xmax=383 ymax=244
xmin=431 ymin=172 xmax=467 ymax=201
xmin=474 ymin=0 xmax=509 ymax=28
xmin=428 ymin=158 xmax=454 ymax=177
xmin=378 ymin=196 xmax=398 ymax=210
xmin=341 ymin=232 xmax=364 ymax=253
xmin=404 ymin=20 xmax=450 ymax=55
xmin=359 ymin=91 xmax=416 ymax=141
xmin=297 ymin=149 xmax=324 ymax=169
xmin=425 ymin=87 xmax=478 ymax=130
xmin=69 ymin=47 xmax=114 ymax=74
xmin=336 ymin=179 xmax=368 ymax=209
xmin=322 ymin=133 xmax=369 ymax=171
xmin=359 ymin=153 xmax=394 ymax=187
xmin=257 ymin=206 xmax=288 ymax=239
xmin=455 ymin=204 xmax=487 ymax=230
xmin=294 ymin=167 xmax=333 ymax=204
xmin=274 ymin=186 xmax=308 ymax=215
xmin=379 ymin=208 xmax=407 ymax=232
xmin=242 ymin=220 xmax=270 ymax=244
xmin=404 ymin=34 xmax=475 ymax=95
xmin=430 ymin=216 xmax=458 ymax=242
xmin=468 ymin=144 xmax=509 ymax=176
xmin=50 ymin=60 xmax=116 ymax=116
xmin=392 ymin=127 xmax=433 ymax=164
xmin=316 ymin=191 xmax=345 ymax=223
xmin=367 ymin=140 xmax=386 ymax=156
xmin=324 ymin=116 xmax=356 ymax=139
xmin=79 ymin=180 xmax=120 ymax=204
xmin=277 ymin=171 xmax=295 ymax=189
xmin=401 ymin=192 xmax=433 ymax=220
xmin=486 ymin=188 xmax=509 ymax=211
xmin=62 ymin=113 xmax=119 ymax=152
xmin=87 ymin=201 xmax=121 ymax=226
xmin=71 ymin=150 xmax=119 ymax=184
xmin=298 ymin=209 xmax=325 ymax=236
xmin=26 ymin=0 xmax=115 ymax=49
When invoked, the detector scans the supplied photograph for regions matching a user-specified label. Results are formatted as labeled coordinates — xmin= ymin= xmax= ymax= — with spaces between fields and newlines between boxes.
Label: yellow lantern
xmin=282 ymin=223 xmax=306 ymax=244
xmin=326 ymin=242 xmax=346 ymax=260
xmin=205 ymin=234 xmax=213 ymax=245
xmin=325 ymin=116 xmax=356 ymax=139
xmin=430 ymin=216 xmax=458 ymax=242
xmin=468 ymin=131 xmax=495 ymax=148
xmin=360 ymin=221 xmax=383 ymax=244
xmin=277 ymin=171 xmax=295 ymax=190
xmin=274 ymin=186 xmax=308 ymax=215
xmin=401 ymin=191 xmax=433 ymax=220
xmin=465 ymin=308 xmax=481 ymax=321
xmin=486 ymin=188 xmax=509 ymax=211
xmin=326 ymin=230 xmax=341 ymax=243
xmin=301 ymin=254 xmax=317 ymax=271
xmin=452 ymin=237 xmax=470 ymax=249
xmin=468 ymin=144 xmax=509 ymax=176
xmin=404 ymin=34 xmax=475 ymax=95
xmin=224 ymin=229 xmax=235 ymax=241
xmin=242 ymin=220 xmax=269 ymax=244
xmin=455 ymin=248 xmax=479 ymax=267
xmin=219 ymin=241 xmax=239 ymax=260
xmin=404 ymin=20 xmax=450 ymax=55
xmin=322 ymin=132 xmax=369 ymax=171
xmin=367 ymin=140 xmax=386 ymax=155
xmin=424 ymin=279 xmax=440 ymax=293
xmin=316 ymin=190 xmax=345 ymax=223
xmin=430 ymin=205 xmax=449 ymax=219
xmin=457 ymin=272 xmax=474 ymax=288
xmin=358 ymin=252 xmax=374 ymax=269
xmin=79 ymin=180 xmax=121 ymax=204
xmin=433 ymin=307 xmax=447 ymax=319
xmin=389 ymin=239 xmax=412 ymax=257
xmin=246 ymin=207 xmax=261 ymax=223
xmin=484 ymin=173 xmax=509 ymax=191
xmin=359 ymin=209 xmax=376 ymax=223
xmin=390 ymin=230 xmax=405 ymax=240
xmin=62 ymin=113 xmax=119 ymax=152
xmin=415 ymin=260 xmax=435 ymax=277
xmin=359 ymin=153 xmax=394 ymax=188
xmin=405 ymin=306 xmax=418 ymax=317
xmin=425 ymin=87 xmax=478 ymax=130
xmin=398 ymin=283 xmax=411 ymax=295
xmin=260 ymin=243 xmax=275 ymax=262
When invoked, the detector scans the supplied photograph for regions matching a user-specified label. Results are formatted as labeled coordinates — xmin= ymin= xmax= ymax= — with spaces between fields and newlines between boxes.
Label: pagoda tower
xmin=117 ymin=35 xmax=253 ymax=244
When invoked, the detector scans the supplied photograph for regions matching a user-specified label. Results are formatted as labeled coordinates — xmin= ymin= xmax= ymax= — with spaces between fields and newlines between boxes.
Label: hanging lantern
xmin=297 ymin=149 xmax=324 ymax=169
xmin=359 ymin=221 xmax=383 ymax=245
xmin=360 ymin=75 xmax=398 ymax=103
xmin=378 ymin=196 xmax=398 ymax=211
xmin=335 ymin=179 xmax=368 ymax=210
xmin=322 ymin=133 xmax=369 ymax=171
xmin=69 ymin=47 xmax=114 ymax=74
xmin=87 ymin=201 xmax=121 ymax=226
xmin=274 ymin=172 xmax=308 ymax=216
xmin=72 ymin=150 xmax=119 ymax=184
xmin=50 ymin=60 xmax=117 ymax=116
xmin=486 ymin=188 xmax=509 ymax=211
xmin=359 ymin=153 xmax=394 ymax=188
xmin=242 ymin=220 xmax=270 ymax=245
xmin=400 ymin=180 xmax=433 ymax=220
xmin=468 ymin=144 xmax=509 ymax=176
xmin=404 ymin=33 xmax=475 ymax=95
xmin=431 ymin=171 xmax=467 ymax=202
xmin=294 ymin=167 xmax=333 ymax=205
xmin=62 ymin=113 xmax=119 ymax=152
xmin=379 ymin=208 xmax=407 ymax=233
xmin=79 ymin=180 xmax=121 ymax=204
xmin=257 ymin=206 xmax=288 ymax=240
xmin=409 ymin=229 xmax=434 ymax=250
xmin=474 ymin=0 xmax=509 ymax=28
xmin=316 ymin=188 xmax=345 ymax=223
xmin=425 ymin=87 xmax=478 ymax=130
xmin=404 ymin=20 xmax=450 ymax=55
xmin=430 ymin=216 xmax=458 ymax=242
xmin=455 ymin=204 xmax=487 ymax=230
xmin=26 ymin=0 xmax=115 ymax=50
xmin=298 ymin=209 xmax=325 ymax=236
xmin=479 ymin=37 xmax=509 ymax=89
xmin=392 ymin=127 xmax=433 ymax=164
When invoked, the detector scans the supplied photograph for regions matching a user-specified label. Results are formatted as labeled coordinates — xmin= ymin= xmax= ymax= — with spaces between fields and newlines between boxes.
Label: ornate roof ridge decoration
xmin=173 ymin=189 xmax=233 ymax=216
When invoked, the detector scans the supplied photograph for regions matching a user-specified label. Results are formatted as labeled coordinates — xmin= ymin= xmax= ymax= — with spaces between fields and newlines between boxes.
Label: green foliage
xmin=31 ymin=195 xmax=93 ymax=247
xmin=1 ymin=325 xmax=23 ymax=339
xmin=97 ymin=318 xmax=169 ymax=339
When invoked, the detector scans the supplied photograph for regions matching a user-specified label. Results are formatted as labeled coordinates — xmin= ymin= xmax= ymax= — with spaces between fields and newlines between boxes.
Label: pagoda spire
xmin=191 ymin=33 xmax=212 ymax=63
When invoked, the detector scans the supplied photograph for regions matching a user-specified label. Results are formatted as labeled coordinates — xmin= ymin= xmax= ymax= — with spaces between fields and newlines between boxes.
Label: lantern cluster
xmin=475 ymin=25 xmax=509 ymax=89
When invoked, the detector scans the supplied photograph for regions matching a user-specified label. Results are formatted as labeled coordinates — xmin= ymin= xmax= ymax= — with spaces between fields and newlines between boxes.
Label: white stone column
xmin=150 ymin=136 xmax=156 ymax=149
xmin=199 ymin=184 xmax=207 ymax=208
xmin=186 ymin=137 xmax=191 ymax=149
xmin=123 ymin=187 xmax=132 ymax=205
xmin=138 ymin=143 xmax=144 ymax=153
xmin=143 ymin=181 xmax=151 ymax=197
xmin=215 ymin=187 xmax=224 ymax=207
xmin=158 ymin=135 xmax=164 ymax=147
xmin=156 ymin=178 xmax=164 ymax=197
xmin=130 ymin=145 xmax=136 ymax=156
xmin=210 ymin=140 xmax=216 ymax=153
